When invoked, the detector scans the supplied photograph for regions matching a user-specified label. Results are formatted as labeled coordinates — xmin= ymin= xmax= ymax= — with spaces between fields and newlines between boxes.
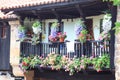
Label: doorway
xmin=0 ymin=22 xmax=10 ymax=70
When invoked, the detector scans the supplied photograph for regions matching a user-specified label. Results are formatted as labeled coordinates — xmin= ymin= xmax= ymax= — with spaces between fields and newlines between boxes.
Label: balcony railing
xmin=20 ymin=40 xmax=110 ymax=58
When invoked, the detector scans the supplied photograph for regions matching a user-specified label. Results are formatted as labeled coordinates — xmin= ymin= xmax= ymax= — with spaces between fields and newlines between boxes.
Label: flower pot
xmin=59 ymin=37 xmax=64 ymax=42
xmin=24 ymin=70 xmax=34 ymax=80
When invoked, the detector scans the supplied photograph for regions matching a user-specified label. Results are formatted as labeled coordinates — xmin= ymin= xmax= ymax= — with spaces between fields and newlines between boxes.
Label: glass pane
xmin=1 ymin=27 xmax=7 ymax=39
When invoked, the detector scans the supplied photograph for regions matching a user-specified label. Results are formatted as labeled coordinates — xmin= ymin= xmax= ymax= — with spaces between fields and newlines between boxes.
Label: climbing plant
xmin=103 ymin=0 xmax=120 ymax=5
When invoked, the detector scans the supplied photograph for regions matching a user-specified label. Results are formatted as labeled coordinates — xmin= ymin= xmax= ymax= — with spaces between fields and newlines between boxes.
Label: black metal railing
xmin=20 ymin=40 xmax=110 ymax=58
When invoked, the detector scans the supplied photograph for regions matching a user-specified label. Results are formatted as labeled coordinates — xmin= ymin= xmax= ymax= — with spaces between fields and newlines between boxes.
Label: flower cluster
xmin=57 ymin=32 xmax=67 ymax=39
xmin=17 ymin=25 xmax=26 ymax=41
xmin=102 ymin=13 xmax=112 ymax=32
xmin=74 ymin=19 xmax=85 ymax=36
xmin=19 ymin=55 xmax=42 ymax=72
xmin=20 ymin=53 xmax=110 ymax=75
xmin=74 ymin=19 xmax=88 ymax=43
xmin=78 ymin=29 xmax=88 ymax=43
xmin=98 ymin=31 xmax=110 ymax=40
xmin=98 ymin=13 xmax=111 ymax=40
xmin=49 ymin=22 xmax=59 ymax=42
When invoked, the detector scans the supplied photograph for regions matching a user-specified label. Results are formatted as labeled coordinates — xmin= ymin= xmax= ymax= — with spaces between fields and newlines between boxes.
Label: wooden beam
xmin=31 ymin=10 xmax=42 ymax=19
xmin=75 ymin=4 xmax=86 ymax=21
xmin=51 ymin=8 xmax=60 ymax=19
xmin=19 ymin=16 xmax=25 ymax=25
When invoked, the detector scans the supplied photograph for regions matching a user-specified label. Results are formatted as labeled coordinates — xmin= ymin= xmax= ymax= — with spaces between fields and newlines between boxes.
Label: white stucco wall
xmin=92 ymin=15 xmax=104 ymax=40
xmin=42 ymin=14 xmax=104 ymax=42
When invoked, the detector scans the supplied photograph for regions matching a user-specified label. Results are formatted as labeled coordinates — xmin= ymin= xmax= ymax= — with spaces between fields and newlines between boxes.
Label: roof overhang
xmin=1 ymin=0 xmax=109 ymax=19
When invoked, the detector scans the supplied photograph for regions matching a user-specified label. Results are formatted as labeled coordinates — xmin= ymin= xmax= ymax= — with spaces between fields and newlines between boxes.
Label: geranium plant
xmin=20 ymin=53 xmax=110 ymax=75
xmin=92 ymin=54 xmax=110 ymax=72
xmin=58 ymin=32 xmax=67 ymax=39
xmin=42 ymin=52 xmax=62 ymax=70
xmin=78 ymin=29 xmax=88 ymax=43
xmin=19 ymin=55 xmax=42 ymax=72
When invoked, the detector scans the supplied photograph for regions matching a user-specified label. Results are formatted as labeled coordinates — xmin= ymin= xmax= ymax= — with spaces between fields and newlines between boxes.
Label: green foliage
xmin=18 ymin=25 xmax=26 ymax=32
xmin=42 ymin=53 xmax=62 ymax=70
xmin=32 ymin=21 xmax=41 ymax=28
xmin=30 ymin=56 xmax=42 ymax=68
xmin=20 ymin=55 xmax=42 ymax=71
xmin=92 ymin=54 xmax=110 ymax=72
xmin=20 ymin=53 xmax=110 ymax=75
xmin=113 ymin=22 xmax=120 ymax=34
xmin=103 ymin=0 xmax=120 ymax=5
xmin=78 ymin=29 xmax=88 ymax=43
xmin=51 ymin=22 xmax=58 ymax=28
xmin=31 ymin=34 xmax=40 ymax=45
xmin=75 ymin=19 xmax=85 ymax=27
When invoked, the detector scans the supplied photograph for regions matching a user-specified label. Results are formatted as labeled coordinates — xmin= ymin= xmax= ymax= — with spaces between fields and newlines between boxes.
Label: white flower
xmin=32 ymin=26 xmax=42 ymax=34
xmin=102 ymin=14 xmax=112 ymax=32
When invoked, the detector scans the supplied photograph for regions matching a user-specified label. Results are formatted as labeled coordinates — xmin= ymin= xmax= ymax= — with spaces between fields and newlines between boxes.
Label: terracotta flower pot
xmin=24 ymin=70 xmax=34 ymax=80
xmin=59 ymin=37 xmax=64 ymax=42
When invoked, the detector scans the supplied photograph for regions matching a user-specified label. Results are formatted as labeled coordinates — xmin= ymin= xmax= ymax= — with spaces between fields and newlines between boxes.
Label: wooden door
xmin=85 ymin=19 xmax=94 ymax=40
xmin=0 ymin=22 xmax=10 ymax=70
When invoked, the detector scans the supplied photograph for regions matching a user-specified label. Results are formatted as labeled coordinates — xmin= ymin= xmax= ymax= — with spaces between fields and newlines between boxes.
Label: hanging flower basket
xmin=74 ymin=19 xmax=87 ymax=43
xmin=32 ymin=21 xmax=42 ymax=34
xmin=17 ymin=25 xmax=26 ymax=41
xmin=98 ymin=13 xmax=111 ymax=40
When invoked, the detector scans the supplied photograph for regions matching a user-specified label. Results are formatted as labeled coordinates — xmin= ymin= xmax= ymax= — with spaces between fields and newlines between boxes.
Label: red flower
xmin=22 ymin=62 xmax=28 ymax=66
xmin=97 ymin=69 xmax=102 ymax=72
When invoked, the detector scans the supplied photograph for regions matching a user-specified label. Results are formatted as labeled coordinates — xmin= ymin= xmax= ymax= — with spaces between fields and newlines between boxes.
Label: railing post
xmin=58 ymin=42 xmax=60 ymax=54
xmin=81 ymin=42 xmax=84 ymax=56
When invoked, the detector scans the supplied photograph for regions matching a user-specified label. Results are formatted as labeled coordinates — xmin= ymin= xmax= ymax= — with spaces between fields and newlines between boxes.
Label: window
xmin=1 ymin=27 xmax=7 ymax=39
xmin=100 ymin=19 xmax=103 ymax=33
xmin=48 ymin=22 xmax=64 ymax=36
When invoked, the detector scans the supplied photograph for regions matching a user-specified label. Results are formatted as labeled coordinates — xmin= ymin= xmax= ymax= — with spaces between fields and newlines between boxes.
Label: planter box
xmin=24 ymin=70 xmax=34 ymax=80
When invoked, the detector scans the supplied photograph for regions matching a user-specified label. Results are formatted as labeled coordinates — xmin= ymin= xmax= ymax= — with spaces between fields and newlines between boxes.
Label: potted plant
xmin=32 ymin=21 xmax=42 ymax=34
xmin=19 ymin=56 xmax=42 ymax=80
xmin=57 ymin=32 xmax=67 ymax=42
xmin=19 ymin=53 xmax=110 ymax=76
xmin=78 ymin=29 xmax=88 ymax=43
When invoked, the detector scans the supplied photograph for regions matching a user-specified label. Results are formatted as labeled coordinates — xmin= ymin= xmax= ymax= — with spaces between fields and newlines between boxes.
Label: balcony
xmin=20 ymin=40 xmax=115 ymax=80
xmin=20 ymin=40 xmax=110 ymax=58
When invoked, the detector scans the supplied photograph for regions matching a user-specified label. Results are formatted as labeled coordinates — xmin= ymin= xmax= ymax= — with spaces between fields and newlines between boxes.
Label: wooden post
xmin=110 ymin=5 xmax=117 ymax=69
xmin=57 ymin=18 xmax=62 ymax=54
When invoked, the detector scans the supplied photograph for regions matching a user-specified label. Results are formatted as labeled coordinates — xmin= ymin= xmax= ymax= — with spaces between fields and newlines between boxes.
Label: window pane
xmin=1 ymin=27 xmax=7 ymax=39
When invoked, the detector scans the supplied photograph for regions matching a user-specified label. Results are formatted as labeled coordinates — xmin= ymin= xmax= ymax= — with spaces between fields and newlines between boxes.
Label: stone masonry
xmin=115 ymin=6 xmax=120 ymax=80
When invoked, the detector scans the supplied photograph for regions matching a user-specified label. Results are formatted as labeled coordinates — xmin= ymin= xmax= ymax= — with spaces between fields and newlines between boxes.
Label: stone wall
xmin=115 ymin=6 xmax=120 ymax=80
xmin=9 ymin=20 xmax=24 ymax=77
xmin=9 ymin=20 xmax=35 ymax=80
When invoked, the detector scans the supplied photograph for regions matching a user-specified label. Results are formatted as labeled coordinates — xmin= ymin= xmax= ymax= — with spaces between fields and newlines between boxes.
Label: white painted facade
xmin=24 ymin=14 xmax=104 ymax=42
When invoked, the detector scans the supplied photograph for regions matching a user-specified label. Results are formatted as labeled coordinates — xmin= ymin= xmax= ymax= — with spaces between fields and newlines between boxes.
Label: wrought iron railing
xmin=20 ymin=40 xmax=110 ymax=58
